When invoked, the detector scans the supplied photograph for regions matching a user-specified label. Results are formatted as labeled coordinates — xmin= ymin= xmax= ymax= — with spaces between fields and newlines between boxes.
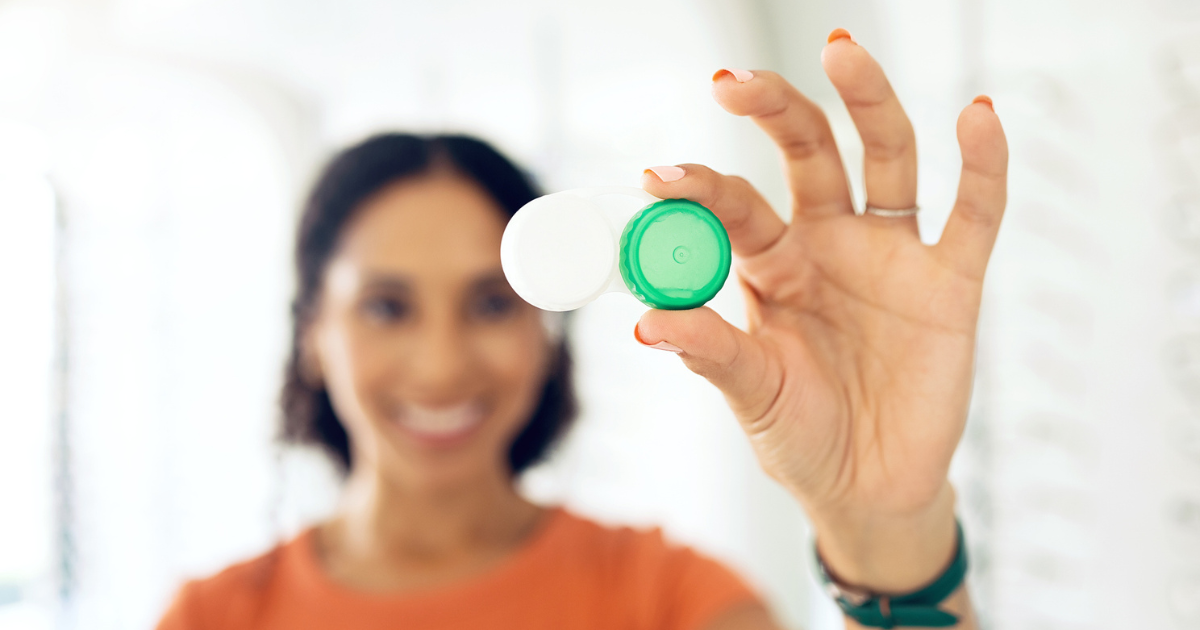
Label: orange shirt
xmin=157 ymin=508 xmax=759 ymax=630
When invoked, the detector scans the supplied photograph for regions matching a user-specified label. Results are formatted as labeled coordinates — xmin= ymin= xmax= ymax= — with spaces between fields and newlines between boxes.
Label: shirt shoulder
xmin=550 ymin=511 xmax=761 ymax=630
xmin=156 ymin=540 xmax=289 ymax=630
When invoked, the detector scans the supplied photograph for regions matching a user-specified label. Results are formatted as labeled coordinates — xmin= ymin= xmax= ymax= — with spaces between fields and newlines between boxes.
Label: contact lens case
xmin=500 ymin=187 xmax=731 ymax=312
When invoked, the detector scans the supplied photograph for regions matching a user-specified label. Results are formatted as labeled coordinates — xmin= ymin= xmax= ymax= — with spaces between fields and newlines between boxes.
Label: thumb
xmin=635 ymin=307 xmax=781 ymax=422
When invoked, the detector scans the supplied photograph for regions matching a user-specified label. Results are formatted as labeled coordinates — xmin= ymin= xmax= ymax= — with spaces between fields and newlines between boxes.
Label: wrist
xmin=806 ymin=482 xmax=959 ymax=593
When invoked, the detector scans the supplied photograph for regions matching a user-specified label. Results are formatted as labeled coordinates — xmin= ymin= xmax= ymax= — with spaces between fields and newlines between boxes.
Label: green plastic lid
xmin=618 ymin=199 xmax=731 ymax=310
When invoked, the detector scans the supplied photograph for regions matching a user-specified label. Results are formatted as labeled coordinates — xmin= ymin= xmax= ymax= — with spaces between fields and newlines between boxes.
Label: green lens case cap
xmin=618 ymin=199 xmax=732 ymax=310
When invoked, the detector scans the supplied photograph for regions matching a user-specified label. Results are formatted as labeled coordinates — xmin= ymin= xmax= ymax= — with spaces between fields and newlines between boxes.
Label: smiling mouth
xmin=392 ymin=401 xmax=485 ymax=445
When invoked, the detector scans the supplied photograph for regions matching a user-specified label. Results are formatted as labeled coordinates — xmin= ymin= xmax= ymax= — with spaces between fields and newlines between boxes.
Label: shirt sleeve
xmin=156 ymin=581 xmax=202 ymax=630
xmin=154 ymin=548 xmax=281 ymax=630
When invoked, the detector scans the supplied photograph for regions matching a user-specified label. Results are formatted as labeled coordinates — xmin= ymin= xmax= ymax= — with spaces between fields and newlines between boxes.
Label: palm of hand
xmin=739 ymin=216 xmax=982 ymax=515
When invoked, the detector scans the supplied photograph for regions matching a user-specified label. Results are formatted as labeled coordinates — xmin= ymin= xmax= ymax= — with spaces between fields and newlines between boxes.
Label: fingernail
xmin=972 ymin=94 xmax=994 ymax=111
xmin=712 ymin=68 xmax=754 ymax=83
xmin=827 ymin=28 xmax=855 ymax=44
xmin=645 ymin=165 xmax=686 ymax=182
xmin=634 ymin=323 xmax=683 ymax=353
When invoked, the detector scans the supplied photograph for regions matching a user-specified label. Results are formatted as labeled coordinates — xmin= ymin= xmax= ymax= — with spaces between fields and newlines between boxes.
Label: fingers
xmin=820 ymin=32 xmax=919 ymax=236
xmin=642 ymin=164 xmax=786 ymax=257
xmin=712 ymin=69 xmax=853 ymax=219
xmin=935 ymin=98 xmax=1009 ymax=281
xmin=634 ymin=307 xmax=781 ymax=422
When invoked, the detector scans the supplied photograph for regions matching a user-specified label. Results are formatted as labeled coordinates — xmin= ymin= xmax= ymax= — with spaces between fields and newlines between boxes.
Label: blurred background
xmin=1 ymin=0 xmax=1198 ymax=628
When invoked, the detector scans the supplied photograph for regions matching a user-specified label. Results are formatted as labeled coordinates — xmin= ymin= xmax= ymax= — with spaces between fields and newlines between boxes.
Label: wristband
xmin=814 ymin=519 xmax=967 ymax=628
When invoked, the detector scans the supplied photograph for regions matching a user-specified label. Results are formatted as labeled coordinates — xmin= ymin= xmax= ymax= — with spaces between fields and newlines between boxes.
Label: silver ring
xmin=863 ymin=203 xmax=920 ymax=218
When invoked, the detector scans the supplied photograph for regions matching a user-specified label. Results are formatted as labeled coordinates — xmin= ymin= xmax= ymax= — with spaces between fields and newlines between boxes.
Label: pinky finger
xmin=935 ymin=97 xmax=1009 ymax=281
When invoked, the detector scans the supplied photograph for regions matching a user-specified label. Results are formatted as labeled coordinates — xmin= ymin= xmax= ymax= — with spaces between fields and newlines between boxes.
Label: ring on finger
xmin=863 ymin=202 xmax=920 ymax=218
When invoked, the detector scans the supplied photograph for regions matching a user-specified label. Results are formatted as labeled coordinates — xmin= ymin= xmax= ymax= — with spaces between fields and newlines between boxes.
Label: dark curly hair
xmin=280 ymin=133 xmax=576 ymax=475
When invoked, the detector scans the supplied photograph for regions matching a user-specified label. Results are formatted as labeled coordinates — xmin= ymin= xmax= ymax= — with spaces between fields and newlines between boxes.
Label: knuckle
xmin=701 ymin=173 xmax=724 ymax=203
xmin=778 ymin=135 xmax=830 ymax=160
xmin=714 ymin=177 xmax=757 ymax=232
xmin=954 ymin=198 xmax=1001 ymax=229
xmin=726 ymin=174 xmax=752 ymax=188
xmin=964 ymin=161 xmax=1007 ymax=182
xmin=862 ymin=133 xmax=914 ymax=161
xmin=756 ymin=94 xmax=796 ymax=124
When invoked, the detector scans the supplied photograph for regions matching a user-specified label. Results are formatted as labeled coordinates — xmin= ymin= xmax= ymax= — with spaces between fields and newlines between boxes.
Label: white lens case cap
xmin=501 ymin=187 xmax=657 ymax=312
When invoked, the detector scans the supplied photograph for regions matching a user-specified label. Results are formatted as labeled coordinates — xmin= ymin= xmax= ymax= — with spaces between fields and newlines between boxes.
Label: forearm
xmin=805 ymin=483 xmax=977 ymax=629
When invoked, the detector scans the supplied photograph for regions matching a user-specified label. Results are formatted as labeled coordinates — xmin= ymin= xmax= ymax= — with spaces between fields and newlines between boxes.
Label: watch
xmin=814 ymin=519 xmax=968 ymax=628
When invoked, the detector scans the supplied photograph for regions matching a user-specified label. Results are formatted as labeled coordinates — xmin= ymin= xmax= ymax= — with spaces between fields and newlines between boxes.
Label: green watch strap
xmin=618 ymin=198 xmax=731 ymax=310
xmin=816 ymin=520 xmax=968 ymax=629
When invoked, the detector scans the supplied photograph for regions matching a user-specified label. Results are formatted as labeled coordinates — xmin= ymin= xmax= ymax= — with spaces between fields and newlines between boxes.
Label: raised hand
xmin=635 ymin=31 xmax=1007 ymax=598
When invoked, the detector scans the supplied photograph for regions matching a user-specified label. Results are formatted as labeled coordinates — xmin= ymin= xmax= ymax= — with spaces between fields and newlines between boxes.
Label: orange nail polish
xmin=827 ymin=28 xmax=854 ymax=44
xmin=973 ymin=95 xmax=994 ymax=111
xmin=634 ymin=323 xmax=683 ymax=353
xmin=712 ymin=68 xmax=754 ymax=83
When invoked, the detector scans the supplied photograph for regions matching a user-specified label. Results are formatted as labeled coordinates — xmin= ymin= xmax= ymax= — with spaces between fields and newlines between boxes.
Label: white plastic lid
xmin=500 ymin=193 xmax=616 ymax=311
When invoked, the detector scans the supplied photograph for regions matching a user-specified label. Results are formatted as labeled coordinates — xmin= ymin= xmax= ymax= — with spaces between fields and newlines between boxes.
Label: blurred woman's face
xmin=308 ymin=171 xmax=551 ymax=490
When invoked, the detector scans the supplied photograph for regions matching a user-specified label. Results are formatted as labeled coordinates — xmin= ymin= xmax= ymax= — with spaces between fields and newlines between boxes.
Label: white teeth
xmin=397 ymin=402 xmax=483 ymax=437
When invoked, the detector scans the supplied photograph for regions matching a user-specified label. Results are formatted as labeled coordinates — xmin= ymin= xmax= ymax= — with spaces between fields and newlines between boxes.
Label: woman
xmin=159 ymin=31 xmax=1006 ymax=630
